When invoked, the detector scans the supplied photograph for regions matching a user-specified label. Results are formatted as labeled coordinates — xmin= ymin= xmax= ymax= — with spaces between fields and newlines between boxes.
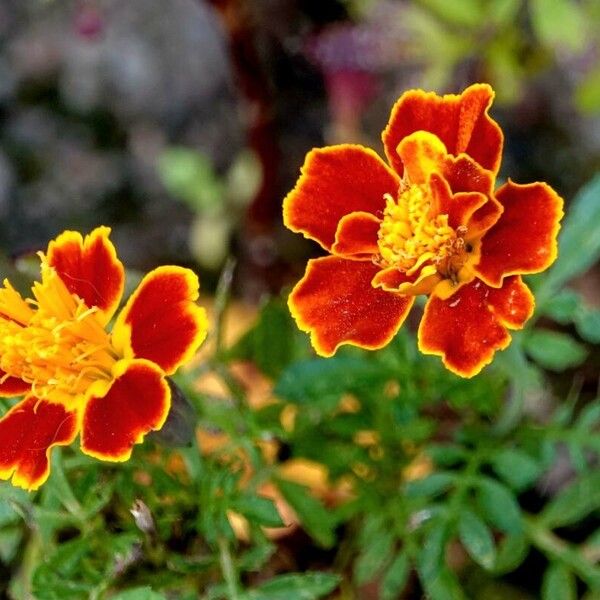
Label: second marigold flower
xmin=0 ymin=227 xmax=208 ymax=490
xmin=284 ymin=84 xmax=564 ymax=377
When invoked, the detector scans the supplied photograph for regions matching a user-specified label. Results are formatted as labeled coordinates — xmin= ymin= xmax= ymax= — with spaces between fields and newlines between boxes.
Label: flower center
xmin=0 ymin=262 xmax=118 ymax=409
xmin=377 ymin=185 xmax=468 ymax=278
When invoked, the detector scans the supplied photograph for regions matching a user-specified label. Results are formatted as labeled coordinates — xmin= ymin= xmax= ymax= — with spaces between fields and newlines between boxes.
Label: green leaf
xmin=536 ymin=173 xmax=600 ymax=302
xmin=458 ymin=509 xmax=496 ymax=570
xmin=418 ymin=520 xmax=449 ymax=581
xmin=492 ymin=533 xmax=530 ymax=574
xmin=0 ymin=525 xmax=23 ymax=563
xmin=354 ymin=526 xmax=395 ymax=585
xmin=575 ymin=308 xmax=600 ymax=344
xmin=419 ymin=0 xmax=483 ymax=27
xmin=419 ymin=567 xmax=467 ymax=600
xmin=524 ymin=330 xmax=588 ymax=372
xmin=110 ymin=588 xmax=167 ymax=600
xmin=230 ymin=494 xmax=284 ymax=528
xmin=225 ymin=298 xmax=300 ymax=378
xmin=242 ymin=572 xmax=340 ymax=600
xmin=158 ymin=147 xmax=224 ymax=213
xmin=541 ymin=563 xmax=577 ymax=600
xmin=530 ymin=0 xmax=587 ymax=52
xmin=540 ymin=289 xmax=581 ymax=324
xmin=275 ymin=479 xmax=336 ymax=548
xmin=576 ymin=66 xmax=600 ymax=115
xmin=491 ymin=449 xmax=541 ymax=491
xmin=404 ymin=472 xmax=456 ymax=498
xmin=275 ymin=357 xmax=389 ymax=407
xmin=476 ymin=477 xmax=523 ymax=534
xmin=540 ymin=471 xmax=600 ymax=528
xmin=380 ymin=552 xmax=410 ymax=600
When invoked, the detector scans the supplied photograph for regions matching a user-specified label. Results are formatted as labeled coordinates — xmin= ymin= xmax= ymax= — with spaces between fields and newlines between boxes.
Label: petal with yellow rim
xmin=80 ymin=359 xmax=170 ymax=461
xmin=475 ymin=181 xmax=564 ymax=287
xmin=288 ymin=256 xmax=414 ymax=356
xmin=112 ymin=266 xmax=208 ymax=375
xmin=283 ymin=145 xmax=399 ymax=251
xmin=383 ymin=83 xmax=503 ymax=176
xmin=46 ymin=226 xmax=125 ymax=323
xmin=332 ymin=211 xmax=380 ymax=258
xmin=418 ymin=276 xmax=534 ymax=377
xmin=0 ymin=396 xmax=78 ymax=491
xmin=0 ymin=371 xmax=30 ymax=397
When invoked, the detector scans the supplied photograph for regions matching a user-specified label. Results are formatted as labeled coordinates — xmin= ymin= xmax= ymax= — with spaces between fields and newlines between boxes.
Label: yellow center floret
xmin=377 ymin=185 xmax=467 ymax=278
xmin=0 ymin=259 xmax=118 ymax=410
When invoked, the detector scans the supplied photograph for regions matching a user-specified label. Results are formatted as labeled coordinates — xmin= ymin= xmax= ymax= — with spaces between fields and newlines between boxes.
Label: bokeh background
xmin=1 ymin=0 xmax=599 ymax=300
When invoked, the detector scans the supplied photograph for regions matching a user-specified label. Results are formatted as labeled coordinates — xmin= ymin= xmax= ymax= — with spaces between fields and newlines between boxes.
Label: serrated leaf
xmin=275 ymin=357 xmax=389 ymax=406
xmin=536 ymin=173 xmax=600 ymax=302
xmin=275 ymin=479 xmax=336 ymax=548
xmin=476 ymin=477 xmax=523 ymax=534
xmin=404 ymin=472 xmax=456 ymax=498
xmin=540 ymin=289 xmax=581 ymax=324
xmin=541 ymin=563 xmax=577 ymax=600
xmin=540 ymin=471 xmax=600 ymax=528
xmin=381 ymin=552 xmax=410 ymax=600
xmin=575 ymin=308 xmax=600 ymax=344
xmin=491 ymin=449 xmax=541 ymax=491
xmin=354 ymin=526 xmax=395 ymax=585
xmin=110 ymin=588 xmax=167 ymax=600
xmin=492 ymin=533 xmax=530 ymax=574
xmin=242 ymin=572 xmax=340 ymax=600
xmin=230 ymin=494 xmax=284 ymax=528
xmin=458 ymin=509 xmax=496 ymax=569
xmin=524 ymin=330 xmax=588 ymax=372
xmin=418 ymin=520 xmax=449 ymax=581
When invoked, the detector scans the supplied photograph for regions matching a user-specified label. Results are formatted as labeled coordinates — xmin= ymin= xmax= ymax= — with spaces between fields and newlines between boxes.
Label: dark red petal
xmin=429 ymin=174 xmax=487 ymax=230
xmin=288 ymin=256 xmax=413 ymax=356
xmin=0 ymin=397 xmax=78 ymax=490
xmin=332 ymin=212 xmax=380 ymax=258
xmin=80 ymin=359 xmax=170 ymax=461
xmin=383 ymin=83 xmax=503 ymax=176
xmin=418 ymin=277 xmax=534 ymax=377
xmin=47 ymin=226 xmax=125 ymax=322
xmin=476 ymin=181 xmax=564 ymax=286
xmin=283 ymin=145 xmax=399 ymax=250
xmin=112 ymin=266 xmax=208 ymax=375
xmin=0 ymin=371 xmax=30 ymax=397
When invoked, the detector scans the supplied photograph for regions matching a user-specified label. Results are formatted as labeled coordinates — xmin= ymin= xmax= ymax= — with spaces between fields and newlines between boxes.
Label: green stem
xmin=214 ymin=258 xmax=236 ymax=356
xmin=525 ymin=516 xmax=600 ymax=587
xmin=218 ymin=537 xmax=241 ymax=600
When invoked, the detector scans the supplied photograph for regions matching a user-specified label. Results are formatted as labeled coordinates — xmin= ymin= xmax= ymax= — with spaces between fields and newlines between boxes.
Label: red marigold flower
xmin=284 ymin=84 xmax=564 ymax=378
xmin=0 ymin=227 xmax=208 ymax=490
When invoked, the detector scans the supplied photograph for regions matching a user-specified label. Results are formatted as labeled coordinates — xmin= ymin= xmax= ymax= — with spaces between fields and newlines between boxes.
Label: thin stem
xmin=218 ymin=536 xmax=241 ymax=600
xmin=213 ymin=258 xmax=236 ymax=356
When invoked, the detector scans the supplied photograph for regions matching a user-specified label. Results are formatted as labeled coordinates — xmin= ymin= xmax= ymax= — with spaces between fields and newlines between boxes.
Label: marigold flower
xmin=284 ymin=84 xmax=564 ymax=377
xmin=0 ymin=227 xmax=208 ymax=490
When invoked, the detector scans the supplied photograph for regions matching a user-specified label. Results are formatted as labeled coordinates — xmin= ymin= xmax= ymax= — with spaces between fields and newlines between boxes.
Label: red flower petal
xmin=47 ymin=226 xmax=125 ymax=323
xmin=476 ymin=181 xmax=564 ymax=286
xmin=418 ymin=276 xmax=534 ymax=377
xmin=0 ymin=397 xmax=78 ymax=490
xmin=288 ymin=256 xmax=414 ymax=356
xmin=383 ymin=83 xmax=503 ymax=176
xmin=283 ymin=145 xmax=399 ymax=250
xmin=332 ymin=212 xmax=380 ymax=258
xmin=112 ymin=266 xmax=208 ymax=375
xmin=80 ymin=359 xmax=170 ymax=461
xmin=372 ymin=264 xmax=441 ymax=295
xmin=429 ymin=174 xmax=487 ymax=230
xmin=0 ymin=371 xmax=30 ymax=397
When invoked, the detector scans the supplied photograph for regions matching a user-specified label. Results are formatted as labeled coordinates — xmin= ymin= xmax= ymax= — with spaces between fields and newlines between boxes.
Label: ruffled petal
xmin=475 ymin=180 xmax=564 ymax=287
xmin=112 ymin=266 xmax=208 ymax=375
xmin=429 ymin=174 xmax=487 ymax=230
xmin=418 ymin=277 xmax=534 ymax=377
xmin=332 ymin=212 xmax=380 ymax=258
xmin=372 ymin=264 xmax=441 ymax=295
xmin=0 ymin=371 xmax=30 ymax=397
xmin=283 ymin=145 xmax=400 ymax=250
xmin=383 ymin=83 xmax=503 ymax=176
xmin=80 ymin=359 xmax=170 ymax=461
xmin=288 ymin=256 xmax=414 ymax=356
xmin=46 ymin=226 xmax=125 ymax=323
xmin=0 ymin=397 xmax=78 ymax=490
